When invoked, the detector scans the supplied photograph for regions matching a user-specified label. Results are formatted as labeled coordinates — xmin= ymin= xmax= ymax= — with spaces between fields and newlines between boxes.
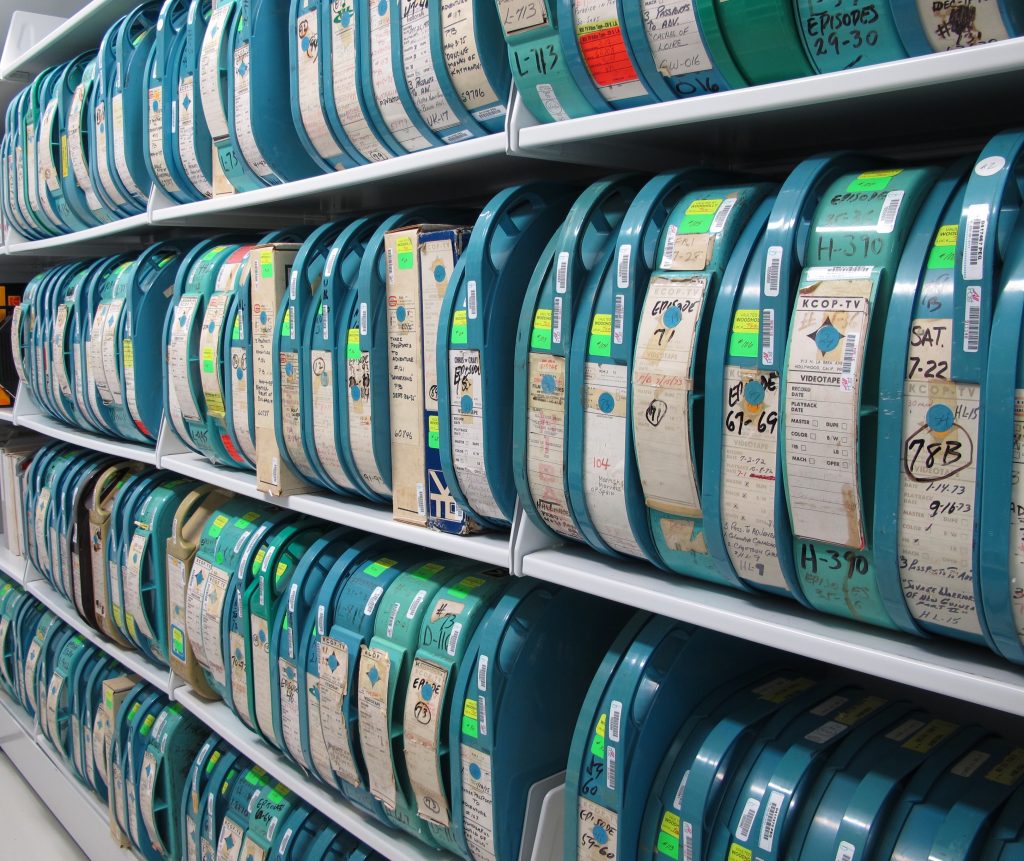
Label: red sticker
xmin=221 ymin=433 xmax=244 ymax=464
xmin=578 ymin=23 xmax=639 ymax=88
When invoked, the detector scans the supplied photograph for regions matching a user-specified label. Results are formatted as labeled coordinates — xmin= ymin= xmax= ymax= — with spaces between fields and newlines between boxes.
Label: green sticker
xmin=846 ymin=169 xmax=902 ymax=192
xmin=729 ymin=332 xmax=758 ymax=358
xmin=590 ymin=733 xmax=605 ymax=758
xmin=280 ymin=308 xmax=291 ymax=337
xmin=679 ymin=198 xmax=722 ymax=233
xmin=927 ymin=245 xmax=955 ymax=270
xmin=347 ymin=328 xmax=361 ymax=360
xmin=232 ymin=316 xmax=241 ymax=339
xmin=260 ymin=250 xmax=274 ymax=279
xmin=462 ymin=716 xmax=479 ymax=738
xmin=531 ymin=308 xmax=552 ymax=350
xmin=657 ymin=833 xmax=679 ymax=860
xmin=172 ymin=627 xmax=185 ymax=659
xmin=589 ymin=313 xmax=612 ymax=357
xmin=396 ymin=237 xmax=414 ymax=270
xmin=428 ymin=414 xmax=440 ymax=449
xmin=452 ymin=310 xmax=468 ymax=345
xmin=364 ymin=558 xmax=396 ymax=577
xmin=208 ymin=514 xmax=229 ymax=538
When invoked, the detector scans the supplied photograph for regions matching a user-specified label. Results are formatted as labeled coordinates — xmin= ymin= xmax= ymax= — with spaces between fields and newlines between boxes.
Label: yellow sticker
xmin=533 ymin=308 xmax=552 ymax=329
xmin=728 ymin=844 xmax=752 ymax=861
xmin=591 ymin=314 xmax=612 ymax=336
xmin=935 ymin=224 xmax=958 ymax=247
xmin=835 ymin=696 xmax=886 ymax=726
xmin=732 ymin=309 xmax=759 ymax=334
xmin=686 ymin=198 xmax=723 ymax=216
xmin=986 ymin=748 xmax=1024 ymax=785
xmin=463 ymin=699 xmax=478 ymax=720
xmin=660 ymin=811 xmax=680 ymax=839
xmin=595 ymin=713 xmax=607 ymax=737
xmin=902 ymin=719 xmax=958 ymax=754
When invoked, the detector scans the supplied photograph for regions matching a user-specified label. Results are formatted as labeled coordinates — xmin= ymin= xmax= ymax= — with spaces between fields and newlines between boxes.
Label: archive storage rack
xmin=1 ymin=3 xmax=1023 ymax=861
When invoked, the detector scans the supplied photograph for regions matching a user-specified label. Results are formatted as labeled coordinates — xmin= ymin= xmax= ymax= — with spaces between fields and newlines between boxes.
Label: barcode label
xmin=290 ymin=270 xmax=298 ymax=300
xmin=478 ymin=694 xmax=487 ymax=735
xmin=472 ymin=104 xmax=506 ymax=122
xmin=617 ymin=244 xmax=631 ymax=289
xmin=248 ymin=789 xmax=260 ymax=813
xmin=325 ymin=247 xmax=339 ymax=279
xmin=416 ymin=482 xmax=425 ymax=515
xmin=606 ymin=745 xmax=616 ymax=790
xmin=386 ymin=601 xmax=399 ymax=637
xmin=271 ymin=458 xmax=279 ymax=486
xmin=467 ymin=280 xmax=478 ymax=319
xmin=812 ymin=695 xmax=847 ymax=716
xmin=673 ymin=771 xmax=689 ymax=810
xmin=841 ymin=332 xmax=858 ymax=376
xmin=682 ymin=822 xmax=693 ymax=861
xmin=736 ymin=798 xmax=759 ymax=841
xmin=552 ymin=296 xmax=563 ymax=345
xmin=359 ymin=302 xmax=367 ymax=336
xmin=661 ymin=225 xmax=678 ymax=268
xmin=710 ymin=197 xmax=737 ymax=234
xmin=963 ymin=204 xmax=987 ymax=280
xmin=761 ymin=308 xmax=775 ymax=366
xmin=836 ymin=841 xmax=855 ymax=861
xmin=317 ymin=605 xmax=325 ymax=636
xmin=609 ymin=700 xmax=622 ymax=741
xmin=805 ymin=266 xmax=874 ymax=281
xmin=964 ymin=286 xmax=981 ymax=353
xmin=447 ymin=622 xmax=462 ymax=656
xmin=876 ymin=190 xmax=904 ymax=234
xmin=386 ymin=248 xmax=394 ymax=281
xmin=556 ymin=252 xmax=569 ymax=294
xmin=322 ymin=302 xmax=330 ymax=339
xmin=364 ymin=585 xmax=383 ymax=616
xmin=759 ymin=790 xmax=784 ymax=851
xmin=613 ymin=294 xmax=625 ymax=345
xmin=288 ymin=583 xmax=298 ymax=612
xmin=477 ymin=654 xmax=488 ymax=691
xmin=407 ymin=589 xmax=427 ymax=619
xmin=765 ymin=245 xmax=783 ymax=297
xmin=886 ymin=718 xmax=925 ymax=742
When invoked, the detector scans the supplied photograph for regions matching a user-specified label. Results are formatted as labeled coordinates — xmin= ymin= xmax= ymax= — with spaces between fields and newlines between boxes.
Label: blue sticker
xmin=469 ymin=763 xmax=482 ymax=780
xmin=421 ymin=684 xmax=433 ymax=702
xmin=598 ymin=392 xmax=615 ymax=414
xmin=927 ymin=403 xmax=955 ymax=433
xmin=152 ymin=100 xmax=159 ymax=112
xmin=378 ymin=0 xmax=387 ymax=14
xmin=396 ymin=306 xmax=407 ymax=323
xmin=541 ymin=373 xmax=556 ymax=394
xmin=351 ymin=385 xmax=361 ymax=401
xmin=236 ymin=368 xmax=244 ymax=380
xmin=461 ymin=395 xmax=473 ymax=414
xmin=434 ymin=264 xmax=446 ymax=283
xmin=744 ymin=380 xmax=765 ymax=407
xmin=593 ymin=826 xmax=608 ymax=845
xmin=260 ymin=310 xmax=268 ymax=325
xmin=285 ymin=362 xmax=294 ymax=377
xmin=663 ymin=305 xmax=682 ymax=328
xmin=812 ymin=320 xmax=842 ymax=354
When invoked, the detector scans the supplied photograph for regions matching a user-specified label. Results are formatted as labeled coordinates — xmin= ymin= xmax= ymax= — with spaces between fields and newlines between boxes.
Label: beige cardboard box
xmin=101 ymin=675 xmax=141 ymax=846
xmin=385 ymin=225 xmax=472 ymax=530
xmin=250 ymin=243 xmax=316 ymax=496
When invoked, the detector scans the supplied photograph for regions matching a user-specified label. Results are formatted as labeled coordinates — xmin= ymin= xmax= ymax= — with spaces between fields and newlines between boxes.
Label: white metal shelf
xmin=174 ymin=688 xmax=455 ymax=861
xmin=512 ymin=38 xmax=1024 ymax=170
xmin=0 ymin=405 xmax=15 ymax=423
xmin=158 ymin=450 xmax=512 ymax=569
xmin=521 ymin=544 xmax=1024 ymax=717
xmin=0 ymin=534 xmax=27 ymax=586
xmin=0 ymin=0 xmax=141 ymax=81
xmin=0 ymin=688 xmax=140 ymax=861
xmin=24 ymin=573 xmax=176 ymax=695
xmin=15 ymin=411 xmax=157 ymax=465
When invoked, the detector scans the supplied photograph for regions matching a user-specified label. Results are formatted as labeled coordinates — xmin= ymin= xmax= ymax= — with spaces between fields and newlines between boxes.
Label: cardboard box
xmin=100 ymin=675 xmax=141 ymax=847
xmin=385 ymin=224 xmax=476 ymax=534
xmin=250 ymin=243 xmax=315 ymax=496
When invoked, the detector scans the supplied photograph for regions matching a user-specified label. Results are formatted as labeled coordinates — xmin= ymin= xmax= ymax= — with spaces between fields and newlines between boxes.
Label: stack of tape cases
xmin=0 ymin=4 xmax=1022 ymax=861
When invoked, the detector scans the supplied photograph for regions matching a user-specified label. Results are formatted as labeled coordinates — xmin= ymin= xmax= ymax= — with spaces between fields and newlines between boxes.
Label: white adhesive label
xmin=721 ymin=365 xmax=788 ymax=590
xmin=450 ymin=348 xmax=503 ymax=519
xmin=401 ymin=0 xmax=460 ymax=134
xmin=347 ymin=340 xmax=389 ymax=495
xmin=358 ymin=645 xmax=398 ymax=809
xmin=898 ymin=316 xmax=982 ymax=635
xmin=370 ymin=0 xmax=432 ymax=152
xmin=278 ymin=657 xmax=304 ymax=764
xmin=583 ymin=361 xmax=643 ymax=556
xmin=318 ymin=636 xmax=361 ymax=786
xmin=405 ymin=658 xmax=451 ymax=826
xmin=178 ymin=75 xmax=213 ymax=197
xmin=577 ymin=798 xmax=618 ymax=861
xmin=168 ymin=294 xmax=203 ymax=423
xmin=111 ymin=93 xmax=143 ymax=198
xmin=461 ymin=745 xmax=496 ymax=861
xmin=296 ymin=10 xmax=344 ymax=165
xmin=199 ymin=291 xmax=231 ymax=420
xmin=633 ymin=275 xmax=706 ymax=518
xmin=330 ymin=2 xmax=392 ymax=162
xmin=918 ymin=0 xmax=1009 ymax=51
xmin=252 ymin=614 xmax=274 ymax=742
xmin=148 ymin=85 xmax=180 ymax=193
xmin=233 ymin=43 xmax=273 ymax=178
xmin=100 ymin=298 xmax=125 ymax=405
xmin=441 ymin=0 xmax=503 ymax=112
xmin=279 ymin=349 xmax=314 ymax=474
xmin=200 ymin=6 xmax=232 ymax=140
xmin=784 ymin=281 xmax=871 ymax=548
xmin=311 ymin=349 xmax=356 ymax=490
